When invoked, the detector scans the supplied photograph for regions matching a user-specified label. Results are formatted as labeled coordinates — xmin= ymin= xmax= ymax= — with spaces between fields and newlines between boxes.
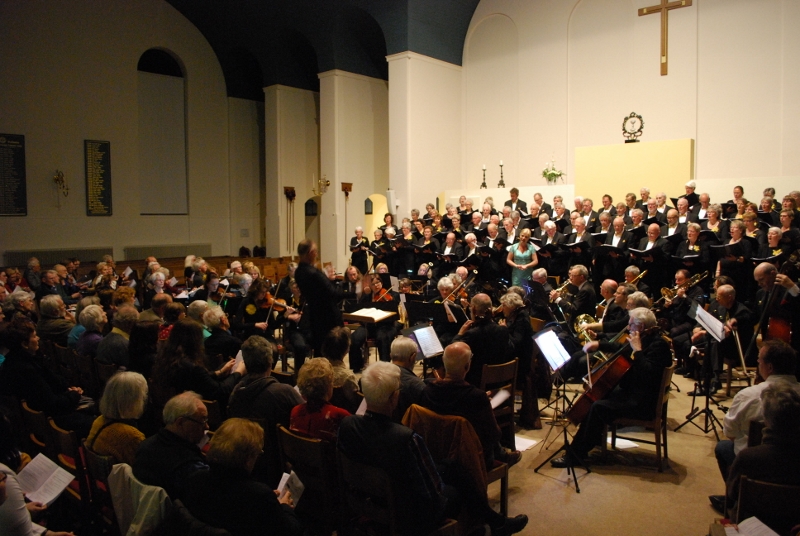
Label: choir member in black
xmin=676 ymin=198 xmax=692 ymax=224
xmin=742 ymin=212 xmax=766 ymax=247
xmin=633 ymin=223 xmax=672 ymax=291
xmin=370 ymin=229 xmax=388 ymax=270
xmin=701 ymin=204 xmax=730 ymax=242
xmin=449 ymin=215 xmax=466 ymax=243
xmin=538 ymin=221 xmax=569 ymax=282
xmin=615 ymin=202 xmax=632 ymax=225
xmin=599 ymin=194 xmax=616 ymax=218
xmin=415 ymin=225 xmax=440 ymax=269
xmin=349 ymin=226 xmax=370 ymax=276
xmin=294 ymin=239 xmax=344 ymax=357
xmin=716 ymin=220 xmax=755 ymax=305
xmin=756 ymin=227 xmax=789 ymax=263
xmin=779 ymin=209 xmax=800 ymax=249
xmin=436 ymin=232 xmax=463 ymax=279
xmin=660 ymin=209 xmax=687 ymax=241
xmin=423 ymin=203 xmax=436 ymax=225
xmin=551 ymin=308 xmax=672 ymax=468
xmin=601 ymin=217 xmax=634 ymax=282
xmin=498 ymin=218 xmax=518 ymax=244
xmin=579 ymin=280 xmax=631 ymax=340
xmin=759 ymin=196 xmax=780 ymax=226
xmin=395 ymin=222 xmax=417 ymax=277
xmin=674 ymin=223 xmax=710 ymax=277
xmin=596 ymin=211 xmax=612 ymax=234
xmin=566 ymin=217 xmax=594 ymax=272
xmin=644 ymin=199 xmax=667 ymax=225
xmin=378 ymin=212 xmax=396 ymax=235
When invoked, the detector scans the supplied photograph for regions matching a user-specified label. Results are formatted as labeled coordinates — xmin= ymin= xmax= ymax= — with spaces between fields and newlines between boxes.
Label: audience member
xmin=203 ymin=305 xmax=242 ymax=360
xmin=127 ymin=321 xmax=160 ymax=379
xmin=133 ymin=392 xmax=209 ymax=500
xmin=290 ymin=357 xmax=350 ymax=441
xmin=95 ymin=305 xmax=139 ymax=368
xmin=75 ymin=305 xmax=107 ymax=359
xmin=85 ymin=371 xmax=147 ymax=465
xmin=139 ymin=292 xmax=172 ymax=323
xmin=323 ymin=327 xmax=361 ymax=414
xmin=390 ymin=336 xmax=425 ymax=422
xmin=36 ymin=295 xmax=75 ymax=347
xmin=67 ymin=296 xmax=100 ymax=348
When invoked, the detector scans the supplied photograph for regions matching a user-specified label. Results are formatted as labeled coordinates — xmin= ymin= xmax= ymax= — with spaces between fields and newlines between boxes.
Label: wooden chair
xmin=479 ymin=358 xmax=518 ymax=451
xmin=202 ymin=399 xmax=224 ymax=431
xmin=49 ymin=419 xmax=91 ymax=513
xmin=270 ymin=370 xmax=296 ymax=386
xmin=402 ymin=404 xmax=509 ymax=517
xmin=20 ymin=401 xmax=53 ymax=458
xmin=735 ymin=476 xmax=800 ymax=534
xmin=83 ymin=441 xmax=118 ymax=532
xmin=722 ymin=356 xmax=756 ymax=397
xmin=337 ymin=450 xmax=458 ymax=536
xmin=276 ymin=425 xmax=340 ymax=534
xmin=609 ymin=364 xmax=676 ymax=472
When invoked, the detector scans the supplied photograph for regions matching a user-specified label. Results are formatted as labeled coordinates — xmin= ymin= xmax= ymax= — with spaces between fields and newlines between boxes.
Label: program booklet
xmin=17 ymin=453 xmax=74 ymax=506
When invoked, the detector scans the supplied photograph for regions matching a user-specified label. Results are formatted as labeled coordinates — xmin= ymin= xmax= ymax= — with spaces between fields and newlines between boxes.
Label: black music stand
xmin=532 ymin=328 xmax=591 ymax=493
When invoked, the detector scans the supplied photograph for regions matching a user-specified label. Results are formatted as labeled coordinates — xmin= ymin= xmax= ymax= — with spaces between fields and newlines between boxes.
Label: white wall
xmin=228 ymin=97 xmax=265 ymax=252
xmin=263 ymin=85 xmax=320 ymax=259
xmin=0 ymin=0 xmax=244 ymax=262
xmin=387 ymin=52 xmax=463 ymax=216
xmin=318 ymin=70 xmax=389 ymax=270
xmin=462 ymin=0 xmax=800 ymax=207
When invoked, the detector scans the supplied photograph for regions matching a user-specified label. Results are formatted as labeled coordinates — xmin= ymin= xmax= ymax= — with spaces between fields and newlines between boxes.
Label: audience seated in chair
xmin=184 ymin=418 xmax=304 ymax=536
xmin=726 ymin=381 xmax=800 ymax=525
xmin=418 ymin=342 xmax=521 ymax=468
xmin=203 ymin=306 xmax=242 ymax=361
xmin=390 ymin=336 xmax=426 ymax=423
xmin=337 ymin=361 xmax=528 ymax=536
xmin=290 ymin=357 xmax=350 ymax=442
xmin=75 ymin=305 xmax=107 ymax=360
xmin=36 ymin=295 xmax=75 ymax=348
xmin=133 ymin=391 xmax=209 ymax=501
xmin=95 ymin=305 xmax=139 ymax=368
xmin=323 ymin=327 xmax=362 ymax=414
xmin=85 ymin=371 xmax=148 ymax=465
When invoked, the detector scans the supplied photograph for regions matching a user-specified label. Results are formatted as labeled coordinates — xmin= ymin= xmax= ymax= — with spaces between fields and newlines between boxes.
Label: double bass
xmin=566 ymin=325 xmax=662 ymax=425
xmin=746 ymin=249 xmax=800 ymax=358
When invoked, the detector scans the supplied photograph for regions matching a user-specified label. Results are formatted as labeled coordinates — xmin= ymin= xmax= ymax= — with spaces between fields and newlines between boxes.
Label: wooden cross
xmin=638 ymin=0 xmax=693 ymax=76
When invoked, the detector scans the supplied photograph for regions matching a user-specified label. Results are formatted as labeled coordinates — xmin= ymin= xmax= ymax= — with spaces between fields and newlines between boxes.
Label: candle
xmin=500 ymin=160 xmax=503 ymax=166
xmin=482 ymin=164 xmax=486 ymax=170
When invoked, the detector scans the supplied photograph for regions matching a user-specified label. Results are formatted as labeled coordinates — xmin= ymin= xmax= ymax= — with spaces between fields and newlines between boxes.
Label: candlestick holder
xmin=480 ymin=168 xmax=487 ymax=189
xmin=498 ymin=163 xmax=505 ymax=188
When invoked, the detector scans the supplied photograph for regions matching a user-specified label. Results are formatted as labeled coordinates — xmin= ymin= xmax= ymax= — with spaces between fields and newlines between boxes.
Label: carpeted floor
xmin=495 ymin=372 xmax=736 ymax=536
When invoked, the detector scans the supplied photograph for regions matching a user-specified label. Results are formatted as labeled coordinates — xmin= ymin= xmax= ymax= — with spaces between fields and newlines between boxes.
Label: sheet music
xmin=533 ymin=329 xmax=572 ymax=371
xmin=490 ymin=389 xmax=510 ymax=409
xmin=413 ymin=325 xmax=444 ymax=358
xmin=693 ymin=303 xmax=726 ymax=342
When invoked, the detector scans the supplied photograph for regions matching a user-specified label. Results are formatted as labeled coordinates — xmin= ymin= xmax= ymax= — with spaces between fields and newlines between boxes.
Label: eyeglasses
xmin=183 ymin=415 xmax=209 ymax=426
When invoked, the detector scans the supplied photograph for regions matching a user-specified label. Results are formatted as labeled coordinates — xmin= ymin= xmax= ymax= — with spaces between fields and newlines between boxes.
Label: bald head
xmin=443 ymin=342 xmax=472 ymax=380
xmin=470 ymin=293 xmax=492 ymax=318
xmin=754 ymin=262 xmax=778 ymax=290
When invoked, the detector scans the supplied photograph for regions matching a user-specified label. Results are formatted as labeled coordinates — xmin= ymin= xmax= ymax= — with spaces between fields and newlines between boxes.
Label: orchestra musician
xmin=283 ymin=279 xmax=310 ymax=370
xmin=753 ymin=262 xmax=800 ymax=369
xmin=551 ymin=308 xmax=672 ymax=468
xmin=349 ymin=226 xmax=370 ymax=276
xmin=354 ymin=274 xmax=398 ymax=363
xmin=549 ymin=265 xmax=596 ymax=320
xmin=453 ymin=293 xmax=510 ymax=387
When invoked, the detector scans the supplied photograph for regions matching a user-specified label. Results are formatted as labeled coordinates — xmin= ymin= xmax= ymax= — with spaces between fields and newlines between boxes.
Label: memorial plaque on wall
xmin=0 ymin=134 xmax=27 ymax=216
xmin=85 ymin=139 xmax=112 ymax=216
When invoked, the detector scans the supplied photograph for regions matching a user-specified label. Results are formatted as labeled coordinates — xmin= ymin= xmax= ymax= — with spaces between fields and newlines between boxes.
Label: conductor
xmin=294 ymin=239 xmax=343 ymax=356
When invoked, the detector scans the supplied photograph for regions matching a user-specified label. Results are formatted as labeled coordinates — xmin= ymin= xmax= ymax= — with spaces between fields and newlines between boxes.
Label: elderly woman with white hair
xmin=350 ymin=226 xmax=369 ymax=276
xmin=76 ymin=304 xmax=108 ymax=359
xmin=85 ymin=371 xmax=148 ymax=465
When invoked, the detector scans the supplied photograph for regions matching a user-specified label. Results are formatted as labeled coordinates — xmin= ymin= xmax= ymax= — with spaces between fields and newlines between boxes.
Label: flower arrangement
xmin=542 ymin=160 xmax=565 ymax=184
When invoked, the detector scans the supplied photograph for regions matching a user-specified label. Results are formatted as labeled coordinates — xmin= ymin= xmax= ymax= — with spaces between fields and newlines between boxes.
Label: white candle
xmin=500 ymin=160 xmax=503 ymax=166
xmin=482 ymin=164 xmax=486 ymax=170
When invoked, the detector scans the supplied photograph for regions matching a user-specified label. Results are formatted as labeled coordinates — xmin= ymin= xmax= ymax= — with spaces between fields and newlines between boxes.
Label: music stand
xmin=532 ymin=327 xmax=591 ymax=492
xmin=674 ymin=302 xmax=726 ymax=439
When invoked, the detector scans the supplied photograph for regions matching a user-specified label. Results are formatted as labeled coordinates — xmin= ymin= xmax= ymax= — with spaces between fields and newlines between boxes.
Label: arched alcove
xmin=137 ymin=48 xmax=188 ymax=215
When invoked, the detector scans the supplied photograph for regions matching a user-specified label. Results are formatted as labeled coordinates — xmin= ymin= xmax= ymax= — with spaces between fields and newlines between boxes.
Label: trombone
xmin=655 ymin=271 xmax=708 ymax=306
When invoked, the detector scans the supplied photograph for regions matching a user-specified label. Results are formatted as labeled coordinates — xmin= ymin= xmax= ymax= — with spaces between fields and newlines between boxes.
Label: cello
xmin=566 ymin=325 xmax=662 ymax=425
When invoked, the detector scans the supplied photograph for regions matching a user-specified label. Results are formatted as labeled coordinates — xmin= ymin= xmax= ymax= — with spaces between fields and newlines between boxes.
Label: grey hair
xmin=99 ymin=371 xmax=149 ymax=419
xmin=79 ymin=305 xmax=106 ymax=331
xmin=625 ymin=265 xmax=641 ymax=276
xmin=544 ymin=221 xmax=556 ymax=230
xmin=112 ymin=305 xmax=139 ymax=332
xmin=627 ymin=292 xmax=651 ymax=309
xmin=631 ymin=208 xmax=644 ymax=218
xmin=360 ymin=361 xmax=400 ymax=407
xmin=27 ymin=257 xmax=40 ymax=268
xmin=203 ymin=305 xmax=226 ymax=330
xmin=150 ymin=271 xmax=166 ymax=283
xmin=571 ymin=265 xmax=589 ymax=278
xmin=187 ymin=300 xmax=209 ymax=323
xmin=628 ymin=307 xmax=656 ymax=329
xmin=768 ymin=226 xmax=783 ymax=238
xmin=163 ymin=391 xmax=203 ymax=425
xmin=437 ymin=277 xmax=454 ymax=292
xmin=390 ymin=336 xmax=418 ymax=363
xmin=533 ymin=268 xmax=548 ymax=279
xmin=241 ymin=335 xmax=274 ymax=374
xmin=500 ymin=292 xmax=524 ymax=309
xmin=39 ymin=294 xmax=63 ymax=317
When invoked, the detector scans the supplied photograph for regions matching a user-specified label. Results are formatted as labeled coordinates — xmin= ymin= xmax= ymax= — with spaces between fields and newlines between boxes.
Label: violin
xmin=373 ymin=287 xmax=393 ymax=302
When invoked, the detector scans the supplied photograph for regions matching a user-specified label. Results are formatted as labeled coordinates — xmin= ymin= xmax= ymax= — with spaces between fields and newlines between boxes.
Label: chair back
xmin=75 ymin=352 xmax=100 ymax=398
xmin=55 ymin=344 xmax=80 ymax=386
xmin=201 ymin=399 xmax=224 ymax=431
xmin=48 ymin=419 xmax=90 ymax=511
xmin=529 ymin=317 xmax=546 ymax=332
xmin=83 ymin=440 xmax=117 ymax=530
xmin=270 ymin=370 xmax=296 ymax=387
xmin=736 ymin=476 xmax=800 ymax=534
xmin=480 ymin=358 xmax=518 ymax=448
xmin=276 ymin=425 xmax=339 ymax=532
xmin=652 ymin=364 xmax=676 ymax=418
xmin=337 ymin=450 xmax=397 ymax=533
xmin=21 ymin=400 xmax=53 ymax=458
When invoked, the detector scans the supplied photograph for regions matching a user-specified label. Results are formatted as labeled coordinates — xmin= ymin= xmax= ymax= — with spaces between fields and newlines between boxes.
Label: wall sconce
xmin=341 ymin=182 xmax=352 ymax=198
xmin=53 ymin=170 xmax=69 ymax=197
xmin=283 ymin=186 xmax=296 ymax=202
xmin=311 ymin=173 xmax=330 ymax=196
